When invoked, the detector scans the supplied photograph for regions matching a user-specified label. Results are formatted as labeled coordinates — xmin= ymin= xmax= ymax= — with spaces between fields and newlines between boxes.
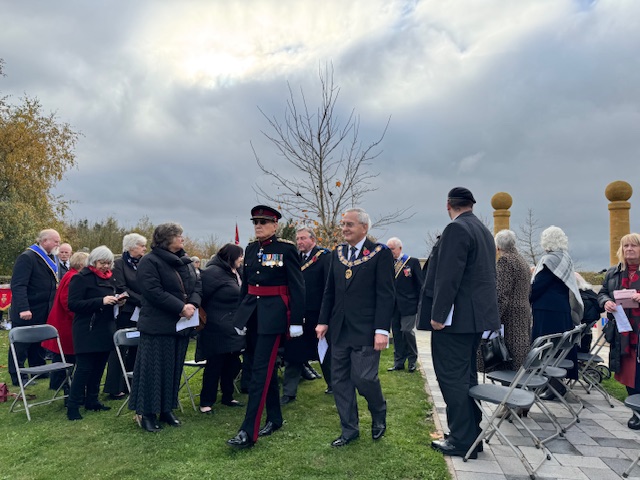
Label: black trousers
xmin=391 ymin=309 xmax=418 ymax=367
xmin=68 ymin=351 xmax=110 ymax=409
xmin=331 ymin=343 xmax=386 ymax=439
xmin=432 ymin=331 xmax=482 ymax=449
xmin=103 ymin=345 xmax=138 ymax=395
xmin=200 ymin=351 xmax=242 ymax=406
xmin=240 ymin=329 xmax=283 ymax=442
xmin=8 ymin=341 xmax=46 ymax=385
xmin=49 ymin=352 xmax=75 ymax=391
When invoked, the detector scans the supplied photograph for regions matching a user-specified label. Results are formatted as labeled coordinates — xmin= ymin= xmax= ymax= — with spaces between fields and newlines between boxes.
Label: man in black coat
xmin=8 ymin=229 xmax=61 ymax=385
xmin=281 ymin=227 xmax=331 ymax=404
xmin=317 ymin=207 xmax=395 ymax=447
xmin=425 ymin=188 xmax=500 ymax=459
xmin=227 ymin=205 xmax=305 ymax=449
xmin=56 ymin=243 xmax=73 ymax=280
xmin=386 ymin=237 xmax=424 ymax=373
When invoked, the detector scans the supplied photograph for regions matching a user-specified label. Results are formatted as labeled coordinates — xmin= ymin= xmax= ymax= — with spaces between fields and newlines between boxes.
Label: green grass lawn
xmin=0 ymin=330 xmax=449 ymax=480
xmin=602 ymin=375 xmax=629 ymax=403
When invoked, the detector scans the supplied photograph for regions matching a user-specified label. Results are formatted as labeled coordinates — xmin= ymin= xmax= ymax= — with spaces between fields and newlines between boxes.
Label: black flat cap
xmin=447 ymin=187 xmax=476 ymax=204
xmin=250 ymin=205 xmax=282 ymax=221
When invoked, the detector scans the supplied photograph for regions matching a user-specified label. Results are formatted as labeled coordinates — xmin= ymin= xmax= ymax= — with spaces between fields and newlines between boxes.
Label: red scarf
xmin=89 ymin=265 xmax=113 ymax=279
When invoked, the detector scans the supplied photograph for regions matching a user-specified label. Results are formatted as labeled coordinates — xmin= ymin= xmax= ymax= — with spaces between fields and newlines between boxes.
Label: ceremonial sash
xmin=394 ymin=254 xmax=410 ymax=279
xmin=28 ymin=244 xmax=59 ymax=283
xmin=301 ymin=250 xmax=324 ymax=271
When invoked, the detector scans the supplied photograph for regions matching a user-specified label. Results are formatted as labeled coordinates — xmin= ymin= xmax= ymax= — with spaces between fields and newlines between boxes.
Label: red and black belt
xmin=248 ymin=285 xmax=291 ymax=326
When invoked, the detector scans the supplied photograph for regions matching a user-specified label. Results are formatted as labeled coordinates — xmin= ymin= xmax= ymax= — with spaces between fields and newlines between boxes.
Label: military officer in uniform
xmin=281 ymin=226 xmax=332 ymax=404
xmin=227 ymin=205 xmax=305 ymax=449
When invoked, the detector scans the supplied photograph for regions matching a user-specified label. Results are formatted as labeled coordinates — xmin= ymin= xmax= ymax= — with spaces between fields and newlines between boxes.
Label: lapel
xmin=345 ymin=238 xmax=372 ymax=289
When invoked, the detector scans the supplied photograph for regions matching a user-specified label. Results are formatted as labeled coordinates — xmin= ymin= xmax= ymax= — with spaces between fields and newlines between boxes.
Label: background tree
xmin=253 ymin=63 xmax=410 ymax=248
xmin=517 ymin=208 xmax=544 ymax=266
xmin=0 ymin=59 xmax=79 ymax=274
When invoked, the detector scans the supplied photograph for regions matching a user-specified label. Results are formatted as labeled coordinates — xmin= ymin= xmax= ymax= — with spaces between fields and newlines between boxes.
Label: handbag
xmin=0 ymin=382 xmax=9 ymax=403
xmin=480 ymin=332 xmax=512 ymax=370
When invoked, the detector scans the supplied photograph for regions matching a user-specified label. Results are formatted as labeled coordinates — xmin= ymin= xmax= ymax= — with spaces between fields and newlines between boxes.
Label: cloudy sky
xmin=2 ymin=0 xmax=638 ymax=269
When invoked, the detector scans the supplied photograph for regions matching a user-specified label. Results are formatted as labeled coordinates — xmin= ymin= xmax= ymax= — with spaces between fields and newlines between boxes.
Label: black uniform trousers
xmin=431 ymin=331 xmax=482 ymax=449
xmin=391 ymin=309 xmax=418 ymax=368
xmin=240 ymin=316 xmax=283 ymax=442
xmin=8 ymin=341 xmax=47 ymax=386
xmin=331 ymin=343 xmax=386 ymax=439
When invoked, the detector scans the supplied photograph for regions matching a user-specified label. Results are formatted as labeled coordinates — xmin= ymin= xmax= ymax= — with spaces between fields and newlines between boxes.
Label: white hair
xmin=540 ymin=226 xmax=568 ymax=252
xmin=344 ymin=208 xmax=371 ymax=230
xmin=87 ymin=245 xmax=114 ymax=266
xmin=122 ymin=233 xmax=147 ymax=252
xmin=386 ymin=237 xmax=402 ymax=248
xmin=495 ymin=230 xmax=517 ymax=252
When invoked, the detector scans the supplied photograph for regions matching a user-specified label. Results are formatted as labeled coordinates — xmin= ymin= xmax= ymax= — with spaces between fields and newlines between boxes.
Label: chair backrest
xmin=517 ymin=342 xmax=555 ymax=389
xmin=9 ymin=324 xmax=59 ymax=344
xmin=113 ymin=328 xmax=140 ymax=348
xmin=548 ymin=324 xmax=584 ymax=368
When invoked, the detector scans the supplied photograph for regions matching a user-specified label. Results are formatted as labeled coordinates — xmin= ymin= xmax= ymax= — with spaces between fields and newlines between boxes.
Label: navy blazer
xmin=319 ymin=238 xmax=395 ymax=346
xmin=393 ymin=256 xmax=424 ymax=316
xmin=420 ymin=211 xmax=500 ymax=334
xmin=10 ymin=249 xmax=58 ymax=327
xmin=301 ymin=246 xmax=331 ymax=313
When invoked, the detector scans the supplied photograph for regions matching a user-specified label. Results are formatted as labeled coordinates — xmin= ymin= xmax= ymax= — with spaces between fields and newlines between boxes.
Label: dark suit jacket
xmin=302 ymin=246 xmax=331 ymax=313
xmin=394 ymin=256 xmax=424 ymax=316
xmin=319 ymin=238 xmax=395 ymax=346
xmin=112 ymin=257 xmax=143 ymax=327
xmin=10 ymin=249 xmax=58 ymax=327
xmin=233 ymin=235 xmax=305 ymax=335
xmin=419 ymin=211 xmax=499 ymax=334
xmin=57 ymin=259 xmax=70 ymax=280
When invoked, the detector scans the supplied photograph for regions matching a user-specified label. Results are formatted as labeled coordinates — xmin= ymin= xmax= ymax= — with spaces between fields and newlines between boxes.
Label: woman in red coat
xmin=42 ymin=251 xmax=89 ymax=391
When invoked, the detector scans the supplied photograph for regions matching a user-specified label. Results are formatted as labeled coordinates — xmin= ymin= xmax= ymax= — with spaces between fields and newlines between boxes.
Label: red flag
xmin=235 ymin=222 xmax=240 ymax=245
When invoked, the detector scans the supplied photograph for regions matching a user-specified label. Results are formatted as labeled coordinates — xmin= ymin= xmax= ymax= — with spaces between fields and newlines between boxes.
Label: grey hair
xmin=540 ymin=226 xmax=568 ymax=252
xmin=122 ymin=233 xmax=147 ymax=252
xmin=152 ymin=222 xmax=183 ymax=249
xmin=37 ymin=229 xmax=59 ymax=243
xmin=495 ymin=230 xmax=517 ymax=252
xmin=574 ymin=272 xmax=592 ymax=291
xmin=69 ymin=252 xmax=89 ymax=271
xmin=386 ymin=237 xmax=402 ymax=248
xmin=87 ymin=245 xmax=114 ymax=267
xmin=190 ymin=256 xmax=200 ymax=263
xmin=296 ymin=226 xmax=316 ymax=240
xmin=344 ymin=208 xmax=371 ymax=230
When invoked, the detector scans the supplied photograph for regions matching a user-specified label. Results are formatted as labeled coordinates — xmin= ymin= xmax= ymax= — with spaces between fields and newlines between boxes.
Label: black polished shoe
xmin=159 ymin=410 xmax=182 ymax=426
xmin=444 ymin=433 xmax=482 ymax=452
xmin=85 ymin=402 xmax=111 ymax=411
xmin=301 ymin=365 xmax=317 ymax=381
xmin=331 ymin=433 xmax=359 ymax=447
xmin=280 ymin=395 xmax=296 ymax=405
xmin=538 ymin=390 xmax=558 ymax=401
xmin=227 ymin=430 xmax=254 ymax=449
xmin=387 ymin=365 xmax=404 ymax=372
xmin=221 ymin=399 xmax=244 ymax=407
xmin=408 ymin=364 xmax=417 ymax=373
xmin=67 ymin=407 xmax=83 ymax=421
xmin=305 ymin=362 xmax=322 ymax=379
xmin=325 ymin=387 xmax=333 ymax=394
xmin=138 ymin=414 xmax=162 ymax=432
xmin=258 ymin=421 xmax=282 ymax=437
xmin=628 ymin=415 xmax=640 ymax=430
xmin=431 ymin=439 xmax=477 ymax=459
xmin=372 ymin=423 xmax=386 ymax=440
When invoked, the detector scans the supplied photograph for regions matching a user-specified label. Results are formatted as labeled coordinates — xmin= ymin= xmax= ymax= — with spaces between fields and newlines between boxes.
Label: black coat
xmin=233 ymin=235 xmax=305 ymax=335
xmin=319 ymin=238 xmax=395 ymax=347
xmin=68 ymin=268 xmax=118 ymax=354
xmin=112 ymin=256 xmax=143 ymax=328
xmin=598 ymin=264 xmax=625 ymax=372
xmin=284 ymin=245 xmax=331 ymax=363
xmin=393 ymin=256 xmax=424 ymax=316
xmin=9 ymin=249 xmax=58 ymax=327
xmin=136 ymin=247 xmax=202 ymax=336
xmin=199 ymin=255 xmax=245 ymax=357
xmin=419 ymin=211 xmax=500 ymax=334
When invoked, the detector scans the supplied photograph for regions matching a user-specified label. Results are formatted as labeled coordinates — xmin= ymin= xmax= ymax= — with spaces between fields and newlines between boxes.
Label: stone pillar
xmin=491 ymin=192 xmax=513 ymax=235
xmin=605 ymin=181 xmax=633 ymax=266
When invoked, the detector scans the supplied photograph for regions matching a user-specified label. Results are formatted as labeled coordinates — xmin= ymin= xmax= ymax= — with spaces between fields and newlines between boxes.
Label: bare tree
xmin=517 ymin=208 xmax=544 ymax=265
xmin=253 ymin=63 xmax=411 ymax=247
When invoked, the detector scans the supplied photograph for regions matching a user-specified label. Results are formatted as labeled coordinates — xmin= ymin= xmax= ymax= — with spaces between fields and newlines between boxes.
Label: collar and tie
xmin=349 ymin=245 xmax=357 ymax=262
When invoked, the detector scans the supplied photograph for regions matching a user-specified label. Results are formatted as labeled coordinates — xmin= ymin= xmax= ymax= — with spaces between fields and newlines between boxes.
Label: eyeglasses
xmin=339 ymin=221 xmax=361 ymax=228
xmin=252 ymin=219 xmax=273 ymax=225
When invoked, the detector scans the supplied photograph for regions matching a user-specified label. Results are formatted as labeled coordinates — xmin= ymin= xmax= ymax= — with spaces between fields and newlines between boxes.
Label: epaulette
xmin=277 ymin=238 xmax=296 ymax=245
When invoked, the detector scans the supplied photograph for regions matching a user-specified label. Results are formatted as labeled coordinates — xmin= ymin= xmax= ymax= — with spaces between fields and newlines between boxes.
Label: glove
xmin=234 ymin=327 xmax=247 ymax=336
xmin=289 ymin=325 xmax=303 ymax=338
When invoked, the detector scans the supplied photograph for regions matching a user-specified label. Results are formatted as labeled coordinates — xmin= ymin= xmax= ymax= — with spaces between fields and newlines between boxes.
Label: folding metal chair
xmin=113 ymin=327 xmax=140 ymax=416
xmin=179 ymin=360 xmax=207 ymax=412
xmin=9 ymin=325 xmax=74 ymax=421
xmin=623 ymin=394 xmax=640 ymax=477
xmin=467 ymin=342 xmax=555 ymax=479
xmin=571 ymin=318 xmax=614 ymax=407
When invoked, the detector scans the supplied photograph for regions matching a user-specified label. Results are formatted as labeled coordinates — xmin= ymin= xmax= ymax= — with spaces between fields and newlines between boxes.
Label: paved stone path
xmin=415 ymin=330 xmax=640 ymax=479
